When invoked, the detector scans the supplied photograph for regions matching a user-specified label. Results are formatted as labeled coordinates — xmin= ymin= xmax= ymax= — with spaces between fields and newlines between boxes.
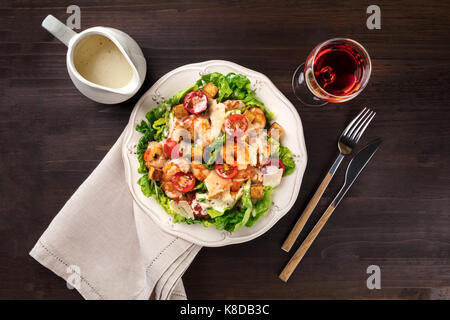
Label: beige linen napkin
xmin=29 ymin=129 xmax=202 ymax=300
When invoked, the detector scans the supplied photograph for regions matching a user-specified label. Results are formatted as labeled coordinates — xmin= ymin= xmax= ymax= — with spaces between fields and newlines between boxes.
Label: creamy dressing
xmin=73 ymin=34 xmax=133 ymax=89
xmin=196 ymin=190 xmax=241 ymax=213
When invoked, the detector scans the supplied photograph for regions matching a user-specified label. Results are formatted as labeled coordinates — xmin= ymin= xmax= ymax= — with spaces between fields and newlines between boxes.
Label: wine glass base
xmin=292 ymin=63 xmax=328 ymax=107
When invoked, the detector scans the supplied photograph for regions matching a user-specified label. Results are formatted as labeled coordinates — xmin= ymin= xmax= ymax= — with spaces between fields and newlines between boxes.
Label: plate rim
xmin=122 ymin=60 xmax=307 ymax=247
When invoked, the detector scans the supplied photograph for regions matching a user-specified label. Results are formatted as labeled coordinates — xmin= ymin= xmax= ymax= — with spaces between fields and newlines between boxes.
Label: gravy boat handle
xmin=42 ymin=15 xmax=77 ymax=47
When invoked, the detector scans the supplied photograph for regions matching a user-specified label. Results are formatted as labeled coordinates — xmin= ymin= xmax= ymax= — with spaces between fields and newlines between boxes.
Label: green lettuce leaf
xmin=267 ymin=138 xmax=295 ymax=177
xmin=168 ymin=84 xmax=199 ymax=106
xmin=196 ymin=72 xmax=232 ymax=102
xmin=212 ymin=208 xmax=242 ymax=232
xmin=246 ymin=186 xmax=274 ymax=227
xmin=193 ymin=181 xmax=207 ymax=193
xmin=196 ymin=72 xmax=273 ymax=120
xmin=279 ymin=145 xmax=296 ymax=176
xmin=206 ymin=180 xmax=250 ymax=232
xmin=206 ymin=207 xmax=227 ymax=219
xmin=233 ymin=180 xmax=253 ymax=230
xmin=205 ymin=133 xmax=225 ymax=169
xmin=136 ymin=124 xmax=152 ymax=174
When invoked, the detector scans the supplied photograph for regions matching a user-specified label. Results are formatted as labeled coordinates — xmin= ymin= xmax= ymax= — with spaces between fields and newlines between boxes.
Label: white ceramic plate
xmin=122 ymin=60 xmax=307 ymax=247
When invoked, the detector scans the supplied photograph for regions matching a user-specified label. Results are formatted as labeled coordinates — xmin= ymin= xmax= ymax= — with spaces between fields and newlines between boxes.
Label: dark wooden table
xmin=1 ymin=0 xmax=449 ymax=300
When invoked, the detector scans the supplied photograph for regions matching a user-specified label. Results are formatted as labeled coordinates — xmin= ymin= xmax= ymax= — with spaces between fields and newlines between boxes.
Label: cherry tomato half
xmin=171 ymin=172 xmax=196 ymax=193
xmin=215 ymin=163 xmax=238 ymax=179
xmin=163 ymin=138 xmax=182 ymax=159
xmin=224 ymin=114 xmax=248 ymax=137
xmin=184 ymin=90 xmax=208 ymax=114
xmin=261 ymin=158 xmax=285 ymax=175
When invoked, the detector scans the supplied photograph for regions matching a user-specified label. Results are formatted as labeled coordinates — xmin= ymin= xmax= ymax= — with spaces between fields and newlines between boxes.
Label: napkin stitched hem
xmin=146 ymin=238 xmax=179 ymax=272
xmin=30 ymin=240 xmax=105 ymax=300
xmin=171 ymin=292 xmax=188 ymax=299
xmin=30 ymin=239 xmax=157 ymax=300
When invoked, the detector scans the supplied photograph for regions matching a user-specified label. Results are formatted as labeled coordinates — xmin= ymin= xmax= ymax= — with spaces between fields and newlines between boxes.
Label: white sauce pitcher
xmin=42 ymin=15 xmax=146 ymax=104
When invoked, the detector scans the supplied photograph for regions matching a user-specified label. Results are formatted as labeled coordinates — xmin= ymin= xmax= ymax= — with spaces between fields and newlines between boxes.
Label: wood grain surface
xmin=1 ymin=0 xmax=449 ymax=299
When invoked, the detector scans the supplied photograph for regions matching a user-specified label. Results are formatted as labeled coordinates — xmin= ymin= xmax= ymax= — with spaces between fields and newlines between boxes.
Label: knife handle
xmin=281 ymin=154 xmax=344 ymax=252
xmin=281 ymin=172 xmax=332 ymax=252
xmin=279 ymin=204 xmax=336 ymax=282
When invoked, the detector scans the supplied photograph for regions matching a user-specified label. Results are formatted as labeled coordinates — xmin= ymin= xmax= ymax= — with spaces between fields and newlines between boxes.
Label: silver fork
xmin=281 ymin=107 xmax=376 ymax=252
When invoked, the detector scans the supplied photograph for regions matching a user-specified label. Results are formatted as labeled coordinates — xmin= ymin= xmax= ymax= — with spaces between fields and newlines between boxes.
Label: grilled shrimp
xmin=192 ymin=162 xmax=210 ymax=181
xmin=161 ymin=161 xmax=185 ymax=200
xmin=235 ymin=166 xmax=258 ymax=181
xmin=180 ymin=115 xmax=211 ymax=142
xmin=230 ymin=179 xmax=244 ymax=192
xmin=145 ymin=141 xmax=167 ymax=169
xmin=224 ymin=100 xmax=245 ymax=111
xmin=161 ymin=181 xmax=184 ymax=201
xmin=191 ymin=145 xmax=204 ymax=163
xmin=162 ymin=161 xmax=181 ymax=182
xmin=230 ymin=166 xmax=259 ymax=192
xmin=244 ymin=107 xmax=266 ymax=131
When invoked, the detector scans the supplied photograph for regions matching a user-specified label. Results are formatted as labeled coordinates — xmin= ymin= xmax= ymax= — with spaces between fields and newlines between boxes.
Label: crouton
xmin=148 ymin=166 xmax=163 ymax=181
xmin=250 ymin=185 xmax=264 ymax=199
xmin=202 ymin=82 xmax=218 ymax=99
xmin=173 ymin=104 xmax=189 ymax=119
xmin=268 ymin=122 xmax=284 ymax=140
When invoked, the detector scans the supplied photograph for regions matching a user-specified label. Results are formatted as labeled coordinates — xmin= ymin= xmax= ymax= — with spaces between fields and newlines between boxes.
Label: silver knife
xmin=279 ymin=139 xmax=382 ymax=282
xmin=330 ymin=138 xmax=382 ymax=208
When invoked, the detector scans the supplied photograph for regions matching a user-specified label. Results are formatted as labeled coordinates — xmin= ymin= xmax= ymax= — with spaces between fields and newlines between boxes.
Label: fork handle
xmin=281 ymin=154 xmax=344 ymax=252
xmin=279 ymin=204 xmax=336 ymax=282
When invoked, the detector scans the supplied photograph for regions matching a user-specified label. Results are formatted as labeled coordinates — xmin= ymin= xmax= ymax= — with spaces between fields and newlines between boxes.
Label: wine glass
xmin=292 ymin=38 xmax=372 ymax=107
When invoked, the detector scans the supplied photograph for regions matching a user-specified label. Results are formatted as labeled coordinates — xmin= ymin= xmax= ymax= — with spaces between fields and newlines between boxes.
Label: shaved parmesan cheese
xmin=169 ymin=200 xmax=195 ymax=219
xmin=178 ymin=201 xmax=195 ymax=218
xmin=263 ymin=167 xmax=283 ymax=188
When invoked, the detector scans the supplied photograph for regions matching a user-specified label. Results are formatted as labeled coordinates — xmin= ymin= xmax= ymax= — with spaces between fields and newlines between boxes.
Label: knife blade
xmin=331 ymin=138 xmax=382 ymax=207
